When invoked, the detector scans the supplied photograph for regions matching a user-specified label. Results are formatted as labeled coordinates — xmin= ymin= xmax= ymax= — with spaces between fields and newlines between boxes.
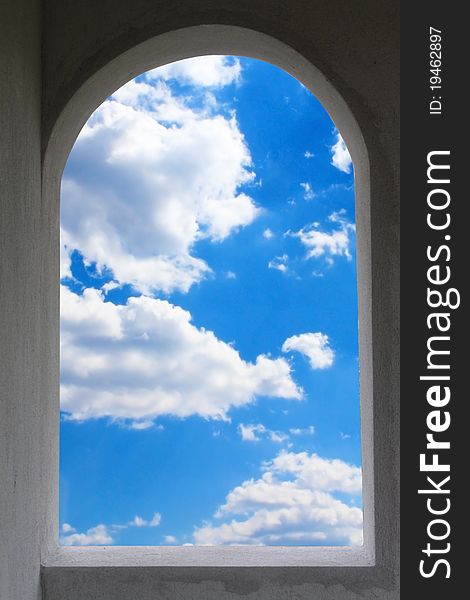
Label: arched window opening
xmin=59 ymin=55 xmax=362 ymax=548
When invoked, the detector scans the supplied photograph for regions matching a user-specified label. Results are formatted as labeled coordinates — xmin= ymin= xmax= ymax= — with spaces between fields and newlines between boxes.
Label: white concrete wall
xmin=0 ymin=1 xmax=58 ymax=599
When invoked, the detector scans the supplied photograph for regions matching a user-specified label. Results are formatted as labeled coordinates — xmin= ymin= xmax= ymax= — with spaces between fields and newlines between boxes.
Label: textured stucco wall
xmin=42 ymin=0 xmax=399 ymax=172
xmin=0 ymin=0 xmax=399 ymax=598
xmin=0 ymin=1 xmax=57 ymax=600
xmin=41 ymin=1 xmax=399 ymax=597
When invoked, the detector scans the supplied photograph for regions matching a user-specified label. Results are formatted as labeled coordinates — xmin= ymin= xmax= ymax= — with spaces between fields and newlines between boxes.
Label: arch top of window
xmin=43 ymin=25 xmax=369 ymax=182
xmin=44 ymin=25 xmax=375 ymax=571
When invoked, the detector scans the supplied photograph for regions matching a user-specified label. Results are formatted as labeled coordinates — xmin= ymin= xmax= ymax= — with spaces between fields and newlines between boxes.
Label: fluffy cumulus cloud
xmin=282 ymin=332 xmax=334 ymax=369
xmin=60 ymin=286 xmax=302 ymax=424
xmin=193 ymin=451 xmax=363 ymax=546
xmin=289 ymin=425 xmax=315 ymax=436
xmin=330 ymin=132 xmax=352 ymax=174
xmin=130 ymin=513 xmax=161 ymax=527
xmin=147 ymin=56 xmax=242 ymax=88
xmin=61 ymin=60 xmax=258 ymax=294
xmin=60 ymin=511 xmax=162 ymax=546
xmin=268 ymin=254 xmax=289 ymax=273
xmin=164 ymin=535 xmax=177 ymax=544
xmin=60 ymin=524 xmax=113 ymax=546
xmin=238 ymin=423 xmax=289 ymax=444
xmin=290 ymin=209 xmax=355 ymax=264
xmin=300 ymin=181 xmax=315 ymax=200
xmin=262 ymin=228 xmax=274 ymax=239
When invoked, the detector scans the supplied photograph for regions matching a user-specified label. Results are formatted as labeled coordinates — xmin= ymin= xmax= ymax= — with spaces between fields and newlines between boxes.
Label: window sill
xmin=43 ymin=544 xmax=375 ymax=568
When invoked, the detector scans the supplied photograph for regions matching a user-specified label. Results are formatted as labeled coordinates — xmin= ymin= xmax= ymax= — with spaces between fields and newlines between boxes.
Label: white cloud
xmin=60 ymin=286 xmax=302 ymax=423
xmin=194 ymin=451 xmax=362 ymax=546
xmin=130 ymin=512 xmax=161 ymax=527
xmin=330 ymin=132 xmax=352 ymax=174
xmin=289 ymin=209 xmax=355 ymax=263
xmin=262 ymin=228 xmax=274 ymax=239
xmin=60 ymin=237 xmax=73 ymax=280
xmin=147 ymin=56 xmax=241 ymax=88
xmin=282 ymin=332 xmax=334 ymax=370
xmin=268 ymin=431 xmax=290 ymax=444
xmin=266 ymin=451 xmax=362 ymax=494
xmin=164 ymin=535 xmax=177 ymax=544
xmin=102 ymin=280 xmax=121 ymax=294
xmin=289 ymin=425 xmax=315 ymax=436
xmin=60 ymin=511 xmax=162 ymax=546
xmin=268 ymin=254 xmax=288 ymax=273
xmin=238 ymin=423 xmax=265 ymax=442
xmin=238 ymin=423 xmax=289 ymax=444
xmin=60 ymin=524 xmax=114 ymax=546
xmin=304 ymin=151 xmax=315 ymax=159
xmin=127 ymin=420 xmax=156 ymax=430
xmin=61 ymin=63 xmax=259 ymax=293
xmin=300 ymin=182 xmax=315 ymax=200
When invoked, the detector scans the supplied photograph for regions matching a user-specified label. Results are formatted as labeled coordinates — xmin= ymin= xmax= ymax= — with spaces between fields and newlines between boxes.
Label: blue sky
xmin=59 ymin=56 xmax=362 ymax=547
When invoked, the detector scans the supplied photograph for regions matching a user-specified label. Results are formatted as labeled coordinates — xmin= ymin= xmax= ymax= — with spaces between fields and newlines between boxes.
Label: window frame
xmin=40 ymin=24 xmax=398 ymax=598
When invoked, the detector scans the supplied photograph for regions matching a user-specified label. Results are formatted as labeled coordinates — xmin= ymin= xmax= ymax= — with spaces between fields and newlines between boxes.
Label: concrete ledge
xmin=43 ymin=545 xmax=375 ymax=568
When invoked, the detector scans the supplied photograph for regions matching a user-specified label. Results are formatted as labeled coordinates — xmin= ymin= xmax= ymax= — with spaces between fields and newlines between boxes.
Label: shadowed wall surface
xmin=1 ymin=2 xmax=56 ymax=599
